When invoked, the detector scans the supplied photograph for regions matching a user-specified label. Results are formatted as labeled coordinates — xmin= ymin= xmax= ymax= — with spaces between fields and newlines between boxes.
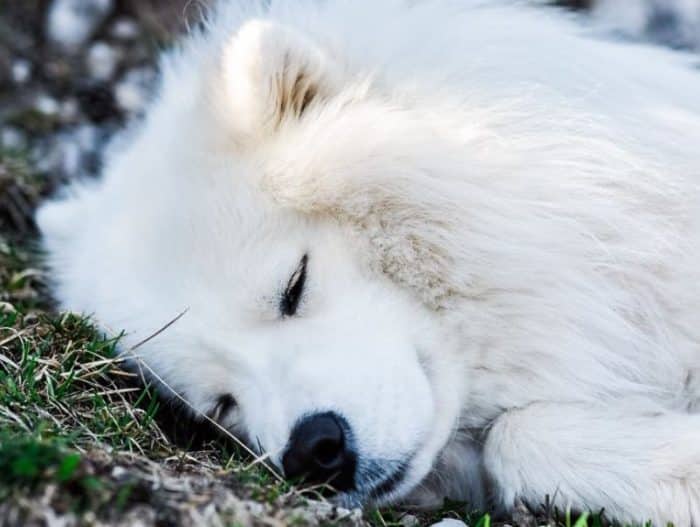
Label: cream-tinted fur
xmin=38 ymin=1 xmax=700 ymax=525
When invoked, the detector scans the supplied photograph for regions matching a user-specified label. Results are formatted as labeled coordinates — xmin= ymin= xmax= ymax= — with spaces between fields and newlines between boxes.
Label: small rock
xmin=86 ymin=41 xmax=120 ymax=81
xmin=293 ymin=501 xmax=364 ymax=525
xmin=429 ymin=519 xmax=468 ymax=527
xmin=119 ymin=506 xmax=156 ymax=527
xmin=59 ymin=98 xmax=80 ymax=124
xmin=0 ymin=302 xmax=17 ymax=314
xmin=111 ymin=466 xmax=128 ymax=479
xmin=11 ymin=59 xmax=31 ymax=84
xmin=1 ymin=127 xmax=27 ymax=151
xmin=400 ymin=513 xmax=421 ymax=527
xmin=35 ymin=94 xmax=60 ymax=117
xmin=23 ymin=312 xmax=40 ymax=326
xmin=110 ymin=17 xmax=140 ymax=41
xmin=47 ymin=0 xmax=114 ymax=48
xmin=115 ymin=68 xmax=156 ymax=114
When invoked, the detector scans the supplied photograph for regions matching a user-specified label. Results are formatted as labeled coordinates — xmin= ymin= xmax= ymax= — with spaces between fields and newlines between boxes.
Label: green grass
xmin=0 ymin=434 xmax=104 ymax=511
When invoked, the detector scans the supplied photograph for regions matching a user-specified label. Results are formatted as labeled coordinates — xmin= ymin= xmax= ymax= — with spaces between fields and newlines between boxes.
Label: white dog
xmin=37 ymin=1 xmax=700 ymax=525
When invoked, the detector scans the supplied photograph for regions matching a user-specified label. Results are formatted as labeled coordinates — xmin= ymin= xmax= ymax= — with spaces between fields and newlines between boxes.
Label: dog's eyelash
xmin=280 ymin=254 xmax=308 ymax=317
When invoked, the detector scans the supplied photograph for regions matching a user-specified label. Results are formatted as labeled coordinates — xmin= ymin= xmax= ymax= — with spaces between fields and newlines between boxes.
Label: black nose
xmin=282 ymin=412 xmax=356 ymax=492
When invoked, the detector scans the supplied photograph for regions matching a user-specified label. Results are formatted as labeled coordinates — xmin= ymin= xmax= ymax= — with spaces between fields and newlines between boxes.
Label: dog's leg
xmin=483 ymin=401 xmax=700 ymax=526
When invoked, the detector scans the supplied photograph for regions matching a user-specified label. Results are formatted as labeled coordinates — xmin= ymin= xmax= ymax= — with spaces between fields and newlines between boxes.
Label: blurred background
xmin=0 ymin=0 xmax=218 ymax=237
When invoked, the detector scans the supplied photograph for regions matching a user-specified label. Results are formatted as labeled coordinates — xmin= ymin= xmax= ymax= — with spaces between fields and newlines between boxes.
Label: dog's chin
xmin=334 ymin=467 xmax=409 ymax=509
xmin=332 ymin=453 xmax=436 ymax=509
xmin=336 ymin=408 xmax=463 ymax=508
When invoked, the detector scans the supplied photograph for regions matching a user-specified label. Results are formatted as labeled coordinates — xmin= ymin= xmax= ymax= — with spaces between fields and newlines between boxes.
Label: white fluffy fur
xmin=37 ymin=1 xmax=700 ymax=525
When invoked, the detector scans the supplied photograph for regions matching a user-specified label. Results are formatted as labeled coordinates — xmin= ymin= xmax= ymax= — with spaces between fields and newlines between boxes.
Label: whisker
xmin=124 ymin=309 xmax=285 ymax=483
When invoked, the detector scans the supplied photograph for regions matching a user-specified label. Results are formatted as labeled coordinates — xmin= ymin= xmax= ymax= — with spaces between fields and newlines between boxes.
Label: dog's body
xmin=38 ymin=1 xmax=700 ymax=525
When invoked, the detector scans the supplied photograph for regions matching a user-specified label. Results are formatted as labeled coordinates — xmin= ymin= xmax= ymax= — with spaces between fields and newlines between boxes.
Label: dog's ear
xmin=218 ymin=20 xmax=340 ymax=146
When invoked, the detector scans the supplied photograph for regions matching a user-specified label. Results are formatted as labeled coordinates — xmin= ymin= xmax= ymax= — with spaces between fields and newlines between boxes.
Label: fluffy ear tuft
xmin=219 ymin=19 xmax=340 ymax=146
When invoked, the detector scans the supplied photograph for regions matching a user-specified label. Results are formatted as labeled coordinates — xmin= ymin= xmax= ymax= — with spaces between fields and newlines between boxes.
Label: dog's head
xmin=38 ymin=18 xmax=471 ymax=506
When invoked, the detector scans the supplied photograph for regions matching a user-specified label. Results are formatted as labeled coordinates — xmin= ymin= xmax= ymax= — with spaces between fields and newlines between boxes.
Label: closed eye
xmin=280 ymin=254 xmax=308 ymax=317
xmin=209 ymin=394 xmax=238 ymax=422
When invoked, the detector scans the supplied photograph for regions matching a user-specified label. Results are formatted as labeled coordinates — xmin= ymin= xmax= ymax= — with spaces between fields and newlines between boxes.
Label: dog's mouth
xmin=335 ymin=457 xmax=412 ymax=507
xmin=367 ymin=462 xmax=409 ymax=502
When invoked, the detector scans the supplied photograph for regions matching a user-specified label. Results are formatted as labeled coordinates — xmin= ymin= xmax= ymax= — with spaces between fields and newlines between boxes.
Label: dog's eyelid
xmin=280 ymin=254 xmax=308 ymax=317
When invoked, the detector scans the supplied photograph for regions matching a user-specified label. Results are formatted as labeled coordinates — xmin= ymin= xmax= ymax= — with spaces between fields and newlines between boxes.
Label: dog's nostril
xmin=282 ymin=411 xmax=356 ymax=492
xmin=312 ymin=437 xmax=344 ymax=468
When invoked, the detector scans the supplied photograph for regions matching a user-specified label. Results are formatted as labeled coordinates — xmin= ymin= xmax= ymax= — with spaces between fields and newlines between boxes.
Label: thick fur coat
xmin=38 ymin=1 xmax=700 ymax=525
